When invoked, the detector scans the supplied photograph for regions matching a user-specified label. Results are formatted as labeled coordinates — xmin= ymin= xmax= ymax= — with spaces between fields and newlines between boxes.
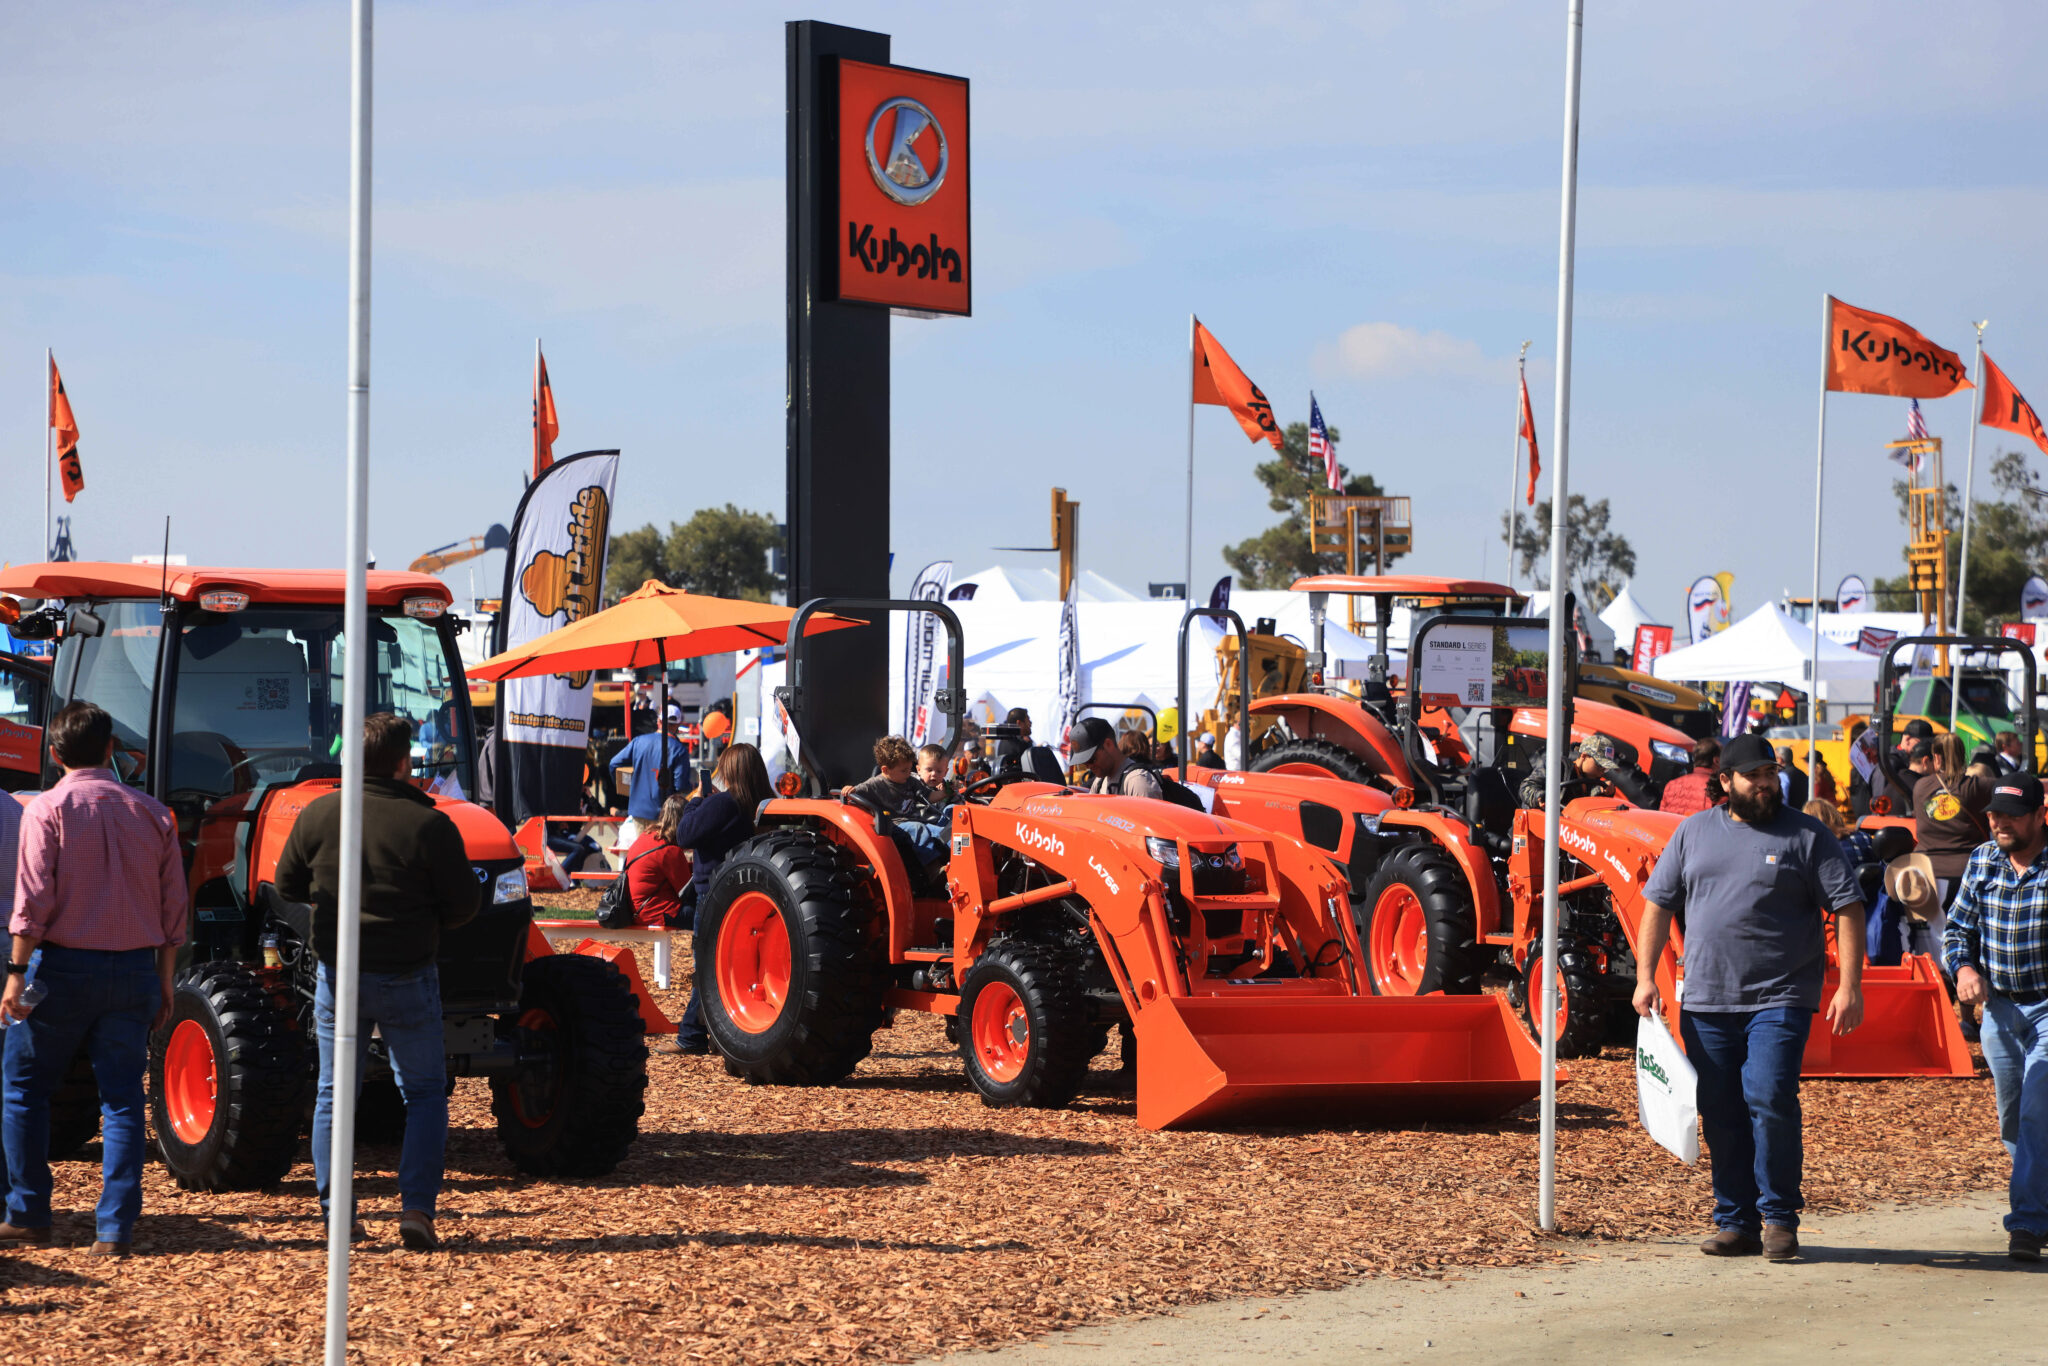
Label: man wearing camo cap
xmin=1518 ymin=732 xmax=1657 ymax=809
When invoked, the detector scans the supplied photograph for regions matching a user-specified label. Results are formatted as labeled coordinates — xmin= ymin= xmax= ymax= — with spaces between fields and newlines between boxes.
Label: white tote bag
xmin=1635 ymin=1012 xmax=1700 ymax=1165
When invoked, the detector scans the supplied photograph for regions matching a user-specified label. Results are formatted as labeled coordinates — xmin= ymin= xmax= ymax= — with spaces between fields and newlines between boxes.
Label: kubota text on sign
xmin=835 ymin=58 xmax=970 ymax=315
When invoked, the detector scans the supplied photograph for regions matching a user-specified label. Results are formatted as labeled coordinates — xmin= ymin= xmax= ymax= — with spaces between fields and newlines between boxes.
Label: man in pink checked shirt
xmin=0 ymin=702 xmax=186 ymax=1258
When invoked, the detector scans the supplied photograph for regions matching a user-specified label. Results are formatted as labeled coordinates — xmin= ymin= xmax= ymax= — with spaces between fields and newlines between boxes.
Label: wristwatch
xmin=4 ymin=963 xmax=26 ymax=976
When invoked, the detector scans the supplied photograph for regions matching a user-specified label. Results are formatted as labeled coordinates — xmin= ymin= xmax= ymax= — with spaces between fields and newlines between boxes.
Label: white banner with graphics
xmin=902 ymin=560 xmax=953 ymax=744
xmin=1685 ymin=575 xmax=1723 ymax=644
xmin=2024 ymin=576 xmax=2048 ymax=622
xmin=1834 ymin=574 xmax=1870 ymax=613
xmin=1415 ymin=624 xmax=1493 ymax=708
xmin=498 ymin=450 xmax=618 ymax=748
xmin=1052 ymin=582 xmax=1080 ymax=759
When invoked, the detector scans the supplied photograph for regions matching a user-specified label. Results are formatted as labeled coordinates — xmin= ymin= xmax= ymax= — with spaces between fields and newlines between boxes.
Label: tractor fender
xmin=1250 ymin=694 xmax=1413 ymax=787
xmin=1374 ymin=808 xmax=1500 ymax=938
xmin=756 ymin=798 xmax=918 ymax=960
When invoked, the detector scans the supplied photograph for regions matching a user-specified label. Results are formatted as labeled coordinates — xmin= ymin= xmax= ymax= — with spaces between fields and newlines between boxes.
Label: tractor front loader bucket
xmin=1131 ymin=991 xmax=1545 ymax=1131
xmin=1799 ymin=954 xmax=1974 ymax=1078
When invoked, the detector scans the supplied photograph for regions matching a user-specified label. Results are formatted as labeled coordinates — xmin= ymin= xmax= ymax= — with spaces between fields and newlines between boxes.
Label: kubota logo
xmin=1015 ymin=824 xmax=1065 ymax=858
xmin=1560 ymin=826 xmax=1599 ymax=860
xmin=1089 ymin=856 xmax=1120 ymax=895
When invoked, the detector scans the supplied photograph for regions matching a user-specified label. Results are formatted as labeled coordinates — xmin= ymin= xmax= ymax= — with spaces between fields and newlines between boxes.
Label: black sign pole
xmin=788 ymin=19 xmax=892 ymax=790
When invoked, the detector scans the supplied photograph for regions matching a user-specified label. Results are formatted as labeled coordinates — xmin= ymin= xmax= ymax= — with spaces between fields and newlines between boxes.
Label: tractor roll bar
xmin=1176 ymin=606 xmax=1251 ymax=777
xmin=1875 ymin=635 xmax=2037 ymax=803
xmin=778 ymin=597 xmax=965 ymax=796
xmin=1079 ymin=700 xmax=1160 ymax=737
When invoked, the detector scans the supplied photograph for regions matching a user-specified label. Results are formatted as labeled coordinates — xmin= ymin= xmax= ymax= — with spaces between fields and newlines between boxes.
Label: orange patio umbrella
xmin=467 ymin=579 xmax=863 ymax=681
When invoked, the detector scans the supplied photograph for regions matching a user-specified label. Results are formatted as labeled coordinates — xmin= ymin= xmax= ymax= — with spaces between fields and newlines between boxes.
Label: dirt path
xmin=955 ymin=1193 xmax=2043 ymax=1364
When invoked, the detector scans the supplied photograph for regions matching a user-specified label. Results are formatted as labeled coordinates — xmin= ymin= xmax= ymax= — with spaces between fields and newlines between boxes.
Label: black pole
xmin=787 ymin=20 xmax=893 ymax=790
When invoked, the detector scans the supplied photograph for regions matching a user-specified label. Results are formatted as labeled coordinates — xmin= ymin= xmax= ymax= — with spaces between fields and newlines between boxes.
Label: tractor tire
xmin=150 ymin=962 xmax=307 ymax=1192
xmin=696 ymin=829 xmax=887 ymax=1086
xmin=957 ymin=942 xmax=1093 ymax=1110
xmin=489 ymin=952 xmax=647 ymax=1178
xmin=1355 ymin=844 xmax=1485 ymax=996
xmin=1250 ymin=738 xmax=1379 ymax=787
xmin=1512 ymin=945 xmax=1609 ymax=1058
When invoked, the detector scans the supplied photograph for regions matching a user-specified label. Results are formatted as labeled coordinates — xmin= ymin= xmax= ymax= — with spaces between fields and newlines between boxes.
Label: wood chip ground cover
xmin=0 ymin=933 xmax=2004 ymax=1364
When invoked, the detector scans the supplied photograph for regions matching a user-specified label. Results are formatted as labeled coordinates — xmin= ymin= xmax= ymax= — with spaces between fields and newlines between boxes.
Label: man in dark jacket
xmin=275 ymin=713 xmax=479 ymax=1252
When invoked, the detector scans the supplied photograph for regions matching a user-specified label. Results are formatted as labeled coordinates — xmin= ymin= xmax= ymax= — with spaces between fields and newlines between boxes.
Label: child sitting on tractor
xmin=845 ymin=735 xmax=952 ymax=868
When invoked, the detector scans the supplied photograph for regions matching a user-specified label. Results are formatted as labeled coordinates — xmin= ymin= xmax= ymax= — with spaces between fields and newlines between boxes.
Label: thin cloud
xmin=1317 ymin=322 xmax=1513 ymax=383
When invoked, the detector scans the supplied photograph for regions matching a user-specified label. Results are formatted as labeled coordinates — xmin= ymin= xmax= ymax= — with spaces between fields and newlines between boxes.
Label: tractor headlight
xmin=1144 ymin=836 xmax=1181 ymax=869
xmin=1650 ymin=739 xmax=1690 ymax=767
xmin=492 ymin=868 xmax=529 ymax=904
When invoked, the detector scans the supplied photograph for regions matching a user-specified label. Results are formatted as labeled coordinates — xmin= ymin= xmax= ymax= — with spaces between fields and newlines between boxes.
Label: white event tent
xmin=1648 ymin=602 xmax=1880 ymax=693
xmin=1596 ymin=583 xmax=1663 ymax=656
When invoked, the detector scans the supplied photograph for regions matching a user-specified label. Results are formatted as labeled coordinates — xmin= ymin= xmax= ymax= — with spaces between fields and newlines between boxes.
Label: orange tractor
xmin=0 ymin=563 xmax=648 ymax=1190
xmin=690 ymin=598 xmax=1543 ymax=1131
xmin=1168 ymin=602 xmax=1977 ymax=1076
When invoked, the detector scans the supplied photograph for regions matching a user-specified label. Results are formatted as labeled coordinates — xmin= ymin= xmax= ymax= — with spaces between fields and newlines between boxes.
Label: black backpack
xmin=1132 ymin=762 xmax=1206 ymax=812
xmin=595 ymin=843 xmax=660 ymax=930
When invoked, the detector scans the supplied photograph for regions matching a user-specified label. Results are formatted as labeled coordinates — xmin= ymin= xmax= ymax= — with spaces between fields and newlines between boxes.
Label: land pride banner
xmin=495 ymin=449 xmax=619 ymax=822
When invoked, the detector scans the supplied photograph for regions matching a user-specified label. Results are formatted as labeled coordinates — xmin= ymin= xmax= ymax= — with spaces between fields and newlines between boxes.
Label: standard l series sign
xmin=835 ymin=58 xmax=970 ymax=315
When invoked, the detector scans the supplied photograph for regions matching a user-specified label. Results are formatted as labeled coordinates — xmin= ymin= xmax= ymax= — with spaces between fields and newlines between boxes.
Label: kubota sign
xmin=835 ymin=58 xmax=970 ymax=315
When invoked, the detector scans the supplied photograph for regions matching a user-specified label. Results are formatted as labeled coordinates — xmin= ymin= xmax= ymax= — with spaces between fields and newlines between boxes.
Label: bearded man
xmin=1632 ymin=732 xmax=1867 ymax=1263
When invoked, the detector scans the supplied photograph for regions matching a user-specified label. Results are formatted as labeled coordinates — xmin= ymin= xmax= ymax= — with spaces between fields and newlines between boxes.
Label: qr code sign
xmin=1464 ymin=679 xmax=1487 ymax=703
xmin=254 ymin=677 xmax=290 ymax=710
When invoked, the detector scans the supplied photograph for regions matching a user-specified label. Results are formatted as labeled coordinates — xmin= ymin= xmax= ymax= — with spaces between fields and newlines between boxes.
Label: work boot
xmin=398 ymin=1210 xmax=439 ymax=1253
xmin=672 ymin=1038 xmax=710 ymax=1056
xmin=87 ymin=1240 xmax=131 ymax=1258
xmin=0 ymin=1223 xmax=51 ymax=1248
xmin=1699 ymin=1227 xmax=1761 ymax=1257
xmin=1762 ymin=1224 xmax=1799 ymax=1262
xmin=2011 ymin=1230 xmax=2044 ymax=1263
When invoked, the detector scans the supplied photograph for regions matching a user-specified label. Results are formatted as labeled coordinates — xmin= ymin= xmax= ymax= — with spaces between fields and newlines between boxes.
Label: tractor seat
xmin=1464 ymin=766 xmax=1516 ymax=857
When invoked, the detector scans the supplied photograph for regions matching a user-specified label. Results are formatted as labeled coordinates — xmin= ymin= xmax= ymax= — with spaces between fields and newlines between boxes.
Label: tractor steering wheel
xmin=956 ymin=770 xmax=1029 ymax=805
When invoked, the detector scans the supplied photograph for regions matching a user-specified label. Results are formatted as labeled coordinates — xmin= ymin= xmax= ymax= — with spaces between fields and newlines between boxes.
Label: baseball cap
xmin=1196 ymin=732 xmax=1216 ymax=748
xmin=1574 ymin=734 xmax=1618 ymax=771
xmin=1065 ymin=717 xmax=1115 ymax=765
xmin=663 ymin=703 xmax=684 ymax=725
xmin=1718 ymin=733 xmax=1778 ymax=775
xmin=1986 ymin=774 xmax=2044 ymax=816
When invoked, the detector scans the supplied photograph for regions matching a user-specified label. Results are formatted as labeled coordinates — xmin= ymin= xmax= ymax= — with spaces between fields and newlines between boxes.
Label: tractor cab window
xmin=55 ymin=600 xmax=163 ymax=787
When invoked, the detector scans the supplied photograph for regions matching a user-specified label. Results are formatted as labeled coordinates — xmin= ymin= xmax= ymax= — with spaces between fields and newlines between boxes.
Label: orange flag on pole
xmin=532 ymin=345 xmax=559 ymax=480
xmin=1980 ymin=353 xmax=2048 ymax=458
xmin=1824 ymin=297 xmax=1974 ymax=399
xmin=1519 ymin=372 xmax=1541 ymax=505
xmin=49 ymin=355 xmax=82 ymax=502
xmin=1191 ymin=319 xmax=1282 ymax=449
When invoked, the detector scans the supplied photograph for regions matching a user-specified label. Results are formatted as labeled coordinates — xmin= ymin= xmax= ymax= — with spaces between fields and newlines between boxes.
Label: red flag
xmin=1518 ymin=373 xmax=1541 ymax=506
xmin=1981 ymin=353 xmax=2048 ymax=458
xmin=49 ymin=356 xmax=82 ymax=503
xmin=1824 ymin=297 xmax=1973 ymax=399
xmin=1191 ymin=320 xmax=1282 ymax=449
xmin=532 ymin=349 xmax=559 ymax=480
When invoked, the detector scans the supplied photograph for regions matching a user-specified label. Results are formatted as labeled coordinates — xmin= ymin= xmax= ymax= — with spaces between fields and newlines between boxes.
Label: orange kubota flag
xmin=532 ymin=348 xmax=560 ymax=480
xmin=1519 ymin=372 xmax=1541 ymax=505
xmin=1191 ymin=319 xmax=1282 ymax=449
xmin=1980 ymin=353 xmax=2048 ymax=459
xmin=1824 ymin=297 xmax=1974 ymax=399
xmin=49 ymin=355 xmax=83 ymax=502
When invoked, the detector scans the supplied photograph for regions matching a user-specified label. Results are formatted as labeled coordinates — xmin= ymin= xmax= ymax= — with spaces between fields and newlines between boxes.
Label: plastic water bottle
xmin=0 ymin=980 xmax=48 ymax=1029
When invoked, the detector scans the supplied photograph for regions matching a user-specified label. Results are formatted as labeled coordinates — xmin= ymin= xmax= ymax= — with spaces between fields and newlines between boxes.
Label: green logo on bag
xmin=1637 ymin=1047 xmax=1670 ymax=1087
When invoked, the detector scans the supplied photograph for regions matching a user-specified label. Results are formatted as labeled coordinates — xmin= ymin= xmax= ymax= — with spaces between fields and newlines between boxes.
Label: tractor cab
xmin=0 ymin=647 xmax=50 ymax=794
xmin=1875 ymin=635 xmax=2038 ymax=801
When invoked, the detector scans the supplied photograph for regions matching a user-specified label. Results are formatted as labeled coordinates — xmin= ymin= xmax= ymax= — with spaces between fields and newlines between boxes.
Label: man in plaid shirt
xmin=1944 ymin=772 xmax=2048 ymax=1262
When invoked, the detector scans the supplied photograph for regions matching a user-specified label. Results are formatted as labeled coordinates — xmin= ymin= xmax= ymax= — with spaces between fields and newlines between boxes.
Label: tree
xmin=1502 ymin=495 xmax=1637 ymax=610
xmin=606 ymin=504 xmax=783 ymax=603
xmin=1221 ymin=421 xmax=1396 ymax=588
xmin=1870 ymin=449 xmax=2048 ymax=633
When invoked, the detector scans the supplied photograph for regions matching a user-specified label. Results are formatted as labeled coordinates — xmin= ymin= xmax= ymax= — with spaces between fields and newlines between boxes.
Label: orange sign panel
xmin=835 ymin=58 xmax=970 ymax=315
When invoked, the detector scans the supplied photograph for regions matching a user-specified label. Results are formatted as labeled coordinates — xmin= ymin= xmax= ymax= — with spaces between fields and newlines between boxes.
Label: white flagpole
xmin=1183 ymin=314 xmax=1197 ymax=604
xmin=1503 ymin=341 xmax=1532 ymax=588
xmin=324 ymin=0 xmax=372 ymax=1361
xmin=1808 ymin=295 xmax=1829 ymax=779
xmin=44 ymin=349 xmax=52 ymax=562
xmin=532 ymin=336 xmax=542 ymax=481
xmin=1538 ymin=0 xmax=1585 ymax=1236
xmin=1950 ymin=321 xmax=1988 ymax=733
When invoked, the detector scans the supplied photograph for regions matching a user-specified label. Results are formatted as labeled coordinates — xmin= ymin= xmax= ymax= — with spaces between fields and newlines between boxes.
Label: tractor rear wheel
xmin=1511 ymin=946 xmax=1608 ymax=1058
xmin=1250 ymin=738 xmax=1378 ymax=786
xmin=1356 ymin=844 xmax=1484 ymax=996
xmin=958 ymin=942 xmax=1093 ymax=1109
xmin=697 ymin=830 xmax=887 ymax=1085
xmin=149 ymin=962 xmax=307 ymax=1192
xmin=490 ymin=952 xmax=647 ymax=1178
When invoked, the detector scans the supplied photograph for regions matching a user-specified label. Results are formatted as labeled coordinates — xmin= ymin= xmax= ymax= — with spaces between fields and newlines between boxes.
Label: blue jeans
xmin=312 ymin=962 xmax=447 ymax=1218
xmin=2 ymin=946 xmax=158 ymax=1242
xmin=1681 ymin=1007 xmax=1814 ymax=1233
xmin=672 ymin=903 xmax=706 ymax=1047
xmin=1981 ymin=993 xmax=2048 ymax=1236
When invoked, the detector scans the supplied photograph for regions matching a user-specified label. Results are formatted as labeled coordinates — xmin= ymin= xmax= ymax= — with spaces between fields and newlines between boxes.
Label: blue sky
xmin=6 ymin=2 xmax=2047 ymax=623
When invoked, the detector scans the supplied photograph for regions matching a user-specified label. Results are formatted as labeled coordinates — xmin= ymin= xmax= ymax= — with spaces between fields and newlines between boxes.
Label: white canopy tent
xmin=1596 ymin=583 xmax=1663 ymax=656
xmin=1649 ymin=602 xmax=1879 ymax=693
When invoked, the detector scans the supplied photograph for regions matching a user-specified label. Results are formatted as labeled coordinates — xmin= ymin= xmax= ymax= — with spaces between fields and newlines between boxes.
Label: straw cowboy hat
xmin=1883 ymin=852 xmax=1941 ymax=924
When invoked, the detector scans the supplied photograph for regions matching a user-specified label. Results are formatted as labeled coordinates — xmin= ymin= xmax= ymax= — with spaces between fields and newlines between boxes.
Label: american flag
xmin=1906 ymin=398 xmax=1928 ymax=440
xmin=1308 ymin=394 xmax=1338 ymax=491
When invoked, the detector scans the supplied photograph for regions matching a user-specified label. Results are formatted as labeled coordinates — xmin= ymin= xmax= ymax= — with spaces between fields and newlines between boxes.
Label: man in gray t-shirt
xmin=1634 ymin=733 xmax=1866 ymax=1264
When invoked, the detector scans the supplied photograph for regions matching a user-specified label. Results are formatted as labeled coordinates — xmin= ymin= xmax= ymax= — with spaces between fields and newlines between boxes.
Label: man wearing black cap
xmin=1944 ymin=772 xmax=2048 ymax=1262
xmin=1065 ymin=717 xmax=1162 ymax=800
xmin=1634 ymin=732 xmax=1866 ymax=1263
